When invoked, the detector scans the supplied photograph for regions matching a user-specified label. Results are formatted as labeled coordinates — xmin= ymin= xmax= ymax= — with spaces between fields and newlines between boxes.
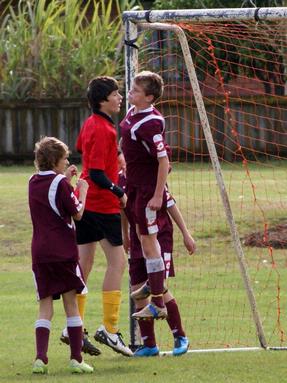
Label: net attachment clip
xmin=124 ymin=38 xmax=139 ymax=50
xmin=145 ymin=10 xmax=151 ymax=23
xmin=254 ymin=8 xmax=261 ymax=22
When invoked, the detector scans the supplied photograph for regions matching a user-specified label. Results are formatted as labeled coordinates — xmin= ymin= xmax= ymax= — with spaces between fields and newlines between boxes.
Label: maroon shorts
xmin=126 ymin=184 xmax=167 ymax=236
xmin=129 ymin=249 xmax=175 ymax=286
xmin=32 ymin=261 xmax=86 ymax=300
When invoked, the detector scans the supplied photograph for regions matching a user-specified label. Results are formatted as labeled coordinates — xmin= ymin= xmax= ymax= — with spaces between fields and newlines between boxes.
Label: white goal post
xmin=123 ymin=7 xmax=287 ymax=354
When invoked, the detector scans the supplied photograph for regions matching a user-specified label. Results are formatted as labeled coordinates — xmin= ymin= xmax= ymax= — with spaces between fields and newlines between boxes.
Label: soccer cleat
xmin=173 ymin=336 xmax=189 ymax=356
xmin=32 ymin=359 xmax=48 ymax=374
xmin=69 ymin=359 xmax=94 ymax=374
xmin=60 ymin=329 xmax=101 ymax=356
xmin=132 ymin=303 xmax=168 ymax=321
xmin=60 ymin=332 xmax=70 ymax=346
xmin=82 ymin=329 xmax=101 ymax=356
xmin=130 ymin=283 xmax=151 ymax=301
xmin=134 ymin=345 xmax=159 ymax=357
xmin=94 ymin=325 xmax=133 ymax=357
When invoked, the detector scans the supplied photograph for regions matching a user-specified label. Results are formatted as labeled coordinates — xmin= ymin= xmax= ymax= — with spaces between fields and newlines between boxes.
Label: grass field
xmin=1 ymin=163 xmax=287 ymax=382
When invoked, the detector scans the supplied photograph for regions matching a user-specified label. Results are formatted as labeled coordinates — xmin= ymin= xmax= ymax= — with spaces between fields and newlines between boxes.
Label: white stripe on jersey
xmin=130 ymin=115 xmax=165 ymax=141
xmin=141 ymin=140 xmax=151 ymax=153
xmin=131 ymin=106 xmax=153 ymax=114
xmin=48 ymin=174 xmax=66 ymax=217
xmin=167 ymin=198 xmax=175 ymax=208
xmin=163 ymin=252 xmax=172 ymax=279
xmin=76 ymin=265 xmax=88 ymax=294
xmin=32 ymin=271 xmax=40 ymax=301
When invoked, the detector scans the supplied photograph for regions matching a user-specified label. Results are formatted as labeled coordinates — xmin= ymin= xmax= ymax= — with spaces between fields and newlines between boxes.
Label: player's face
xmin=100 ymin=90 xmax=122 ymax=116
xmin=128 ymin=82 xmax=151 ymax=109
xmin=54 ymin=155 xmax=69 ymax=174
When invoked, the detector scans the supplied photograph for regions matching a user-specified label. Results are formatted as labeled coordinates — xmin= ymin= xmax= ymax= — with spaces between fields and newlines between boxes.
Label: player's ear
xmin=99 ymin=99 xmax=106 ymax=109
xmin=146 ymin=94 xmax=154 ymax=104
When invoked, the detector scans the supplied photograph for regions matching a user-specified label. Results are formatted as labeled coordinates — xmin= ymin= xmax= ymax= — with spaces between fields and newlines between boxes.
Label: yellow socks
xmin=77 ymin=291 xmax=122 ymax=333
xmin=102 ymin=290 xmax=121 ymax=334
xmin=77 ymin=294 xmax=87 ymax=321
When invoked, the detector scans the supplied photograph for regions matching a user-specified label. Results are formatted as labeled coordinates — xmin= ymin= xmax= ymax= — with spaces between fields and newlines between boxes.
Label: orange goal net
xmin=124 ymin=8 xmax=287 ymax=353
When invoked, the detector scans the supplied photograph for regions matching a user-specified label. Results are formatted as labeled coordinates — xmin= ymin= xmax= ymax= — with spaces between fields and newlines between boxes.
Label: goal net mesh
xmin=131 ymin=17 xmax=287 ymax=350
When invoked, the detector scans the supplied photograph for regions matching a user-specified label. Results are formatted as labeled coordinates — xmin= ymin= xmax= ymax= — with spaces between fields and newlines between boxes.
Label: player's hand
xmin=65 ymin=165 xmax=78 ymax=182
xmin=183 ymin=233 xmax=196 ymax=255
xmin=147 ymin=195 xmax=163 ymax=211
xmin=123 ymin=234 xmax=130 ymax=254
xmin=76 ymin=179 xmax=89 ymax=192
xmin=118 ymin=153 xmax=126 ymax=176
xmin=120 ymin=193 xmax=127 ymax=209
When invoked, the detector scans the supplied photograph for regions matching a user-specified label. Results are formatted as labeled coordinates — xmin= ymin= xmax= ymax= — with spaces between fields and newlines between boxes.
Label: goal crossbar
xmin=123 ymin=7 xmax=287 ymax=24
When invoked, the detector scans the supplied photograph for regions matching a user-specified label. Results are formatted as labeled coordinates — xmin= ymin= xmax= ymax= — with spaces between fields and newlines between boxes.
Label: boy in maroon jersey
xmin=61 ymin=76 xmax=132 ymax=357
xmin=120 ymin=71 xmax=170 ymax=320
xmin=119 ymin=173 xmax=196 ymax=356
xmin=28 ymin=136 xmax=93 ymax=374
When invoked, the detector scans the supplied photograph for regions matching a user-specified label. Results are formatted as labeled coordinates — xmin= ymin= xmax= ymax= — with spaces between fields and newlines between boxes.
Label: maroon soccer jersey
xmin=120 ymin=106 xmax=168 ymax=186
xmin=29 ymin=171 xmax=81 ymax=264
xmin=76 ymin=112 xmax=120 ymax=214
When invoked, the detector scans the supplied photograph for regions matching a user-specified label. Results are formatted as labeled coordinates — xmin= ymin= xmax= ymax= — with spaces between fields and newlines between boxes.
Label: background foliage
xmin=0 ymin=0 xmax=140 ymax=100
xmin=0 ymin=0 xmax=285 ymax=100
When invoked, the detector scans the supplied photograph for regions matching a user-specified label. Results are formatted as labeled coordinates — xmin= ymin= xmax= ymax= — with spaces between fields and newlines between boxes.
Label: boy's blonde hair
xmin=34 ymin=136 xmax=69 ymax=171
xmin=134 ymin=71 xmax=164 ymax=102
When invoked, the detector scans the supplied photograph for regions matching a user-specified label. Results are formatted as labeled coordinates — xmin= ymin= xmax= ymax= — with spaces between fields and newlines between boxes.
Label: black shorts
xmin=75 ymin=210 xmax=123 ymax=246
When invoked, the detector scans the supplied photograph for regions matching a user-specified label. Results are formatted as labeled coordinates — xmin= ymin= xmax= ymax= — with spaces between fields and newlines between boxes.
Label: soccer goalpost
xmin=123 ymin=7 xmax=287 ymax=354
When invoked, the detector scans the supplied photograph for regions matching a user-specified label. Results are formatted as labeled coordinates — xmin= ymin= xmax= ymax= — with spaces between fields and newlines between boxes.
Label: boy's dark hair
xmin=134 ymin=71 xmax=164 ymax=103
xmin=34 ymin=136 xmax=69 ymax=171
xmin=87 ymin=76 xmax=119 ymax=112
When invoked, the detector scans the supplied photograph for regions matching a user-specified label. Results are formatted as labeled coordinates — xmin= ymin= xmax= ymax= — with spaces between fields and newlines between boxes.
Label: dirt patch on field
xmin=243 ymin=224 xmax=287 ymax=249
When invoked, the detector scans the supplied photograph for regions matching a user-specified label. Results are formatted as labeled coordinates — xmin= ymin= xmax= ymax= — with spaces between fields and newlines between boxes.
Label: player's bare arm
xmin=120 ymin=209 xmax=130 ymax=254
xmin=168 ymin=204 xmax=196 ymax=255
xmin=147 ymin=155 xmax=169 ymax=211
xmin=119 ymin=193 xmax=127 ymax=209
xmin=118 ymin=139 xmax=126 ymax=176
xmin=73 ymin=179 xmax=89 ymax=221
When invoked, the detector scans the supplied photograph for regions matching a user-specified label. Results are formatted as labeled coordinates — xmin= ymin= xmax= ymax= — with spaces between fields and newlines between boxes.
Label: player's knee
xmin=118 ymin=255 xmax=126 ymax=273
xmin=109 ymin=254 xmax=126 ymax=274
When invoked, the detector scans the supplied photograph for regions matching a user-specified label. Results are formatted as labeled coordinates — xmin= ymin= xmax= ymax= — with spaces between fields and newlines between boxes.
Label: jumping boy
xmin=120 ymin=172 xmax=196 ymax=356
xmin=61 ymin=76 xmax=132 ymax=357
xmin=29 ymin=136 xmax=93 ymax=374
xmin=120 ymin=71 xmax=170 ymax=320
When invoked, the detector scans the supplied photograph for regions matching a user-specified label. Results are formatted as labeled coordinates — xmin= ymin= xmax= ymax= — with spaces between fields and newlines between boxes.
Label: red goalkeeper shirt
xmin=76 ymin=112 xmax=120 ymax=214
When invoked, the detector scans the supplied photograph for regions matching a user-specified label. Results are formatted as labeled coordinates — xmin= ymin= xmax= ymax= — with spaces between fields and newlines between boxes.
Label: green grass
xmin=1 ymin=163 xmax=287 ymax=382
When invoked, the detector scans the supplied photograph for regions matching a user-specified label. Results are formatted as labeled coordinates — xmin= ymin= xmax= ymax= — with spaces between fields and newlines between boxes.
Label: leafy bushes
xmin=0 ymin=0 xmax=130 ymax=100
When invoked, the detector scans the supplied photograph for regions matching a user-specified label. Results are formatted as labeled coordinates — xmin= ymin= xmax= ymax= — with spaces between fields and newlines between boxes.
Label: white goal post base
xmin=159 ymin=346 xmax=287 ymax=357
xmin=160 ymin=347 xmax=261 ymax=356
